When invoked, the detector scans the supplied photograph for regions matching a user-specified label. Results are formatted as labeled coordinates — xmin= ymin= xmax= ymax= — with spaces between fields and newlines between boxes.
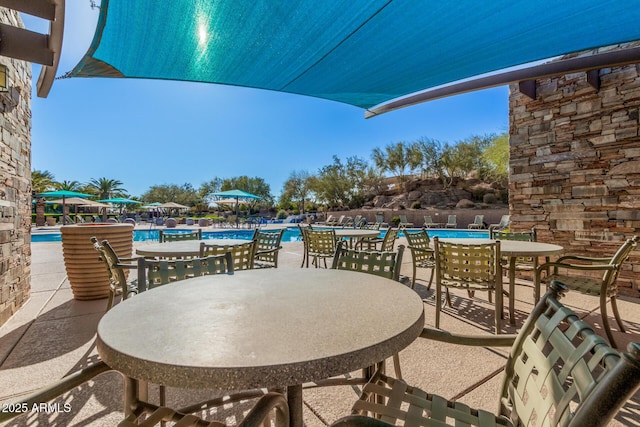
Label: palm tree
xmin=31 ymin=170 xmax=56 ymax=194
xmin=87 ymin=177 xmax=126 ymax=221
xmin=32 ymin=170 xmax=56 ymax=226
xmin=55 ymin=180 xmax=83 ymax=191
xmin=86 ymin=177 xmax=126 ymax=199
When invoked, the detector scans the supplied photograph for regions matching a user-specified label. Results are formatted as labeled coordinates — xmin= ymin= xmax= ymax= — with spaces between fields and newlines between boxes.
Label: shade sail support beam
xmin=587 ymin=69 xmax=601 ymax=90
xmin=0 ymin=0 xmax=65 ymax=98
xmin=518 ymin=80 xmax=537 ymax=100
xmin=366 ymin=46 xmax=640 ymax=118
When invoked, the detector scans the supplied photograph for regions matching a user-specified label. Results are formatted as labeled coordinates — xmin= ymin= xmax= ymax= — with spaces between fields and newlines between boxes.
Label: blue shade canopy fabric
xmin=212 ymin=190 xmax=260 ymax=200
xmin=70 ymin=0 xmax=640 ymax=116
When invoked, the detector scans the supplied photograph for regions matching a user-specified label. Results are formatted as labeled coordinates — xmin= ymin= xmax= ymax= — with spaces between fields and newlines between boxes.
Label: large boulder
xmin=456 ymin=198 xmax=476 ymax=209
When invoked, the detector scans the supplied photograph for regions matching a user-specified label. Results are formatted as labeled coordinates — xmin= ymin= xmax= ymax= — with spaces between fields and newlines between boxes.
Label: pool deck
xmin=2 ymin=224 xmax=639 ymax=426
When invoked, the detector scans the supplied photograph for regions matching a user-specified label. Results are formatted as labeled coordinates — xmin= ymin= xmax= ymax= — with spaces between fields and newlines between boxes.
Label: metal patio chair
xmin=536 ymin=235 xmax=640 ymax=348
xmin=331 ymin=281 xmax=640 ymax=427
xmin=252 ymin=228 xmax=284 ymax=268
xmin=331 ymin=241 xmax=406 ymax=378
xmin=138 ymin=252 xmax=233 ymax=291
xmin=433 ymin=236 xmax=504 ymax=333
xmin=398 ymin=214 xmax=413 ymax=229
xmin=404 ymin=229 xmax=436 ymax=290
xmin=92 ymin=236 xmax=140 ymax=311
xmin=357 ymin=227 xmax=398 ymax=252
xmin=158 ymin=229 xmax=202 ymax=242
xmin=304 ymin=228 xmax=338 ymax=268
xmin=489 ymin=214 xmax=511 ymax=232
xmin=200 ymin=240 xmax=257 ymax=271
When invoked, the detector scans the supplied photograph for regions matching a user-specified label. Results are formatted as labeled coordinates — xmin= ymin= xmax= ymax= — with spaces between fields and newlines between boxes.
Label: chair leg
xmin=601 ymin=293 xmax=618 ymax=349
xmin=435 ymin=281 xmax=442 ymax=329
xmin=392 ymin=353 xmax=402 ymax=380
xmin=611 ymin=296 xmax=627 ymax=333
xmin=445 ymin=288 xmax=452 ymax=307
xmin=426 ymin=268 xmax=434 ymax=290
xmin=411 ymin=265 xmax=417 ymax=289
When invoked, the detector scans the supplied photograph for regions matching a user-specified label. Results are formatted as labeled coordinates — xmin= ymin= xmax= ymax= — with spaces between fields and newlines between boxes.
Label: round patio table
xmin=135 ymin=238 xmax=248 ymax=258
xmin=97 ymin=268 xmax=425 ymax=427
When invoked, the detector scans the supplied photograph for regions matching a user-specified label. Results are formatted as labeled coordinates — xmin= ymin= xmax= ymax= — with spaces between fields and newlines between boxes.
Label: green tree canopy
xmin=141 ymin=183 xmax=200 ymax=207
xmin=31 ymin=170 xmax=56 ymax=194
xmin=87 ymin=177 xmax=126 ymax=199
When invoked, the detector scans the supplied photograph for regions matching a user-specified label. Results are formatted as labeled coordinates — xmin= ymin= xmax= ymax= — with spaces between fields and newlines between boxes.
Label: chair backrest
xmin=200 ymin=240 xmax=256 ymax=271
xmin=380 ymin=227 xmax=399 ymax=252
xmin=602 ymin=236 xmax=640 ymax=295
xmin=252 ymin=229 xmax=284 ymax=267
xmin=473 ymin=215 xmax=484 ymax=225
xmin=446 ymin=215 xmax=456 ymax=225
xmin=433 ymin=236 xmax=501 ymax=290
xmin=92 ymin=236 xmax=130 ymax=302
xmin=405 ymin=229 xmax=432 ymax=263
xmin=498 ymin=281 xmax=640 ymax=426
xmin=159 ymin=229 xmax=202 ymax=242
xmin=306 ymin=229 xmax=337 ymax=256
xmin=491 ymin=228 xmax=537 ymax=241
xmin=399 ymin=214 xmax=409 ymax=223
xmin=375 ymin=213 xmax=385 ymax=224
xmin=138 ymin=252 xmax=232 ymax=291
xmin=423 ymin=215 xmax=433 ymax=224
xmin=332 ymin=240 xmax=404 ymax=281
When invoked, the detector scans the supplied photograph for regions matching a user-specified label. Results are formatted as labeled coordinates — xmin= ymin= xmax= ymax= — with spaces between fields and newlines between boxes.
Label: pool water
xmin=30 ymin=227 xmax=489 ymax=243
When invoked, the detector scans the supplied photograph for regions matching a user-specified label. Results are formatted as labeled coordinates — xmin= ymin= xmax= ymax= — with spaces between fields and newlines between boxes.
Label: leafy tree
xmin=481 ymin=133 xmax=509 ymax=185
xmin=87 ymin=177 xmax=126 ymax=199
xmin=141 ymin=183 xmax=200 ymax=207
xmin=371 ymin=141 xmax=421 ymax=190
xmin=310 ymin=155 xmax=370 ymax=208
xmin=281 ymin=170 xmax=312 ymax=213
xmin=410 ymin=137 xmax=444 ymax=179
xmin=439 ymin=135 xmax=492 ymax=187
xmin=199 ymin=178 xmax=223 ymax=205
xmin=31 ymin=170 xmax=56 ymax=194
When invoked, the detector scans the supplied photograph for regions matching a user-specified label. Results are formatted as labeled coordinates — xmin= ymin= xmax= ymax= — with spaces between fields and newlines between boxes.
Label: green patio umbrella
xmin=97 ymin=198 xmax=142 ymax=219
xmin=212 ymin=190 xmax=260 ymax=227
xmin=36 ymin=190 xmax=93 ymax=225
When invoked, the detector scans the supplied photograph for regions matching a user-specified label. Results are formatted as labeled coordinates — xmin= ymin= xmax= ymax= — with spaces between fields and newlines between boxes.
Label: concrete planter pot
xmin=61 ymin=223 xmax=134 ymax=300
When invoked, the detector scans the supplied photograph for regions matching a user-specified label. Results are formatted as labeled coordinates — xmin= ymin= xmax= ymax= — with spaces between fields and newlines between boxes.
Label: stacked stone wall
xmin=509 ymin=43 xmax=640 ymax=295
xmin=0 ymin=9 xmax=31 ymax=326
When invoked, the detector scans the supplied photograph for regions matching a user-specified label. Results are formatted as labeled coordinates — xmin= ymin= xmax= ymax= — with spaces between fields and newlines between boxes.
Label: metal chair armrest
xmin=0 ymin=361 xmax=111 ymax=422
xmin=237 ymin=392 xmax=290 ymax=427
xmin=408 ymin=246 xmax=434 ymax=254
xmin=556 ymin=254 xmax=613 ymax=263
xmin=420 ymin=327 xmax=517 ymax=347
xmin=332 ymin=415 xmax=393 ymax=427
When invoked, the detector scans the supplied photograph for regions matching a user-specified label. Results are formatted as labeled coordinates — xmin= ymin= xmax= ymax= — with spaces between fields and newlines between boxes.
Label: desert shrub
xmin=410 ymin=201 xmax=421 ymax=209
xmin=483 ymin=193 xmax=497 ymax=204
xmin=276 ymin=210 xmax=288 ymax=220
xmin=391 ymin=216 xmax=401 ymax=226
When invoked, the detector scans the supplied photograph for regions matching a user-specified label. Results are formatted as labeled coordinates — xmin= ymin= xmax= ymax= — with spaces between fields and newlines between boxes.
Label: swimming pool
xmin=30 ymin=227 xmax=489 ymax=243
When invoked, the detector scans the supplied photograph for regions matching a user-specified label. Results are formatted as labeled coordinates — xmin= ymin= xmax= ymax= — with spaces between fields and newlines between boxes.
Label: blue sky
xmin=25 ymin=3 xmax=508 ymax=199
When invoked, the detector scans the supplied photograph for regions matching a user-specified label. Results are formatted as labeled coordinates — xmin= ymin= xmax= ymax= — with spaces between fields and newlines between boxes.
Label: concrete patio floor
xmin=1 ymin=229 xmax=639 ymax=426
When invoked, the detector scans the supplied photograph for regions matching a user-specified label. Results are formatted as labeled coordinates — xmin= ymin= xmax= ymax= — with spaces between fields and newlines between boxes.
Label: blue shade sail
xmin=70 ymin=0 xmax=640 ymax=114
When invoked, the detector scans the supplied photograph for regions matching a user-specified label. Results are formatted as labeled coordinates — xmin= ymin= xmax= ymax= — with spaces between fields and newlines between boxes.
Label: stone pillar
xmin=509 ymin=42 xmax=640 ymax=295
xmin=0 ymin=9 xmax=32 ymax=327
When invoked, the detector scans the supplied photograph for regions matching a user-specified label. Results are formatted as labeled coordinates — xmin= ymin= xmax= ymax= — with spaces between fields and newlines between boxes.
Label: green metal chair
xmin=433 ymin=236 xmax=504 ymax=333
xmin=404 ymin=229 xmax=435 ymax=290
xmin=304 ymin=228 xmax=338 ymax=268
xmin=200 ymin=240 xmax=257 ymax=271
xmin=331 ymin=282 xmax=640 ymax=427
xmin=158 ymin=229 xmax=202 ymax=242
xmin=138 ymin=252 xmax=232 ymax=291
xmin=92 ymin=236 xmax=140 ymax=311
xmin=358 ymin=227 xmax=398 ymax=251
xmin=252 ymin=228 xmax=284 ymax=268
xmin=331 ymin=241 xmax=405 ymax=378
xmin=536 ymin=235 xmax=640 ymax=348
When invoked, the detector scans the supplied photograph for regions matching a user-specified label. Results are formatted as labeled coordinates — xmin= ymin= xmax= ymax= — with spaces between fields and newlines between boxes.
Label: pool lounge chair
xmin=398 ymin=214 xmax=413 ymax=229
xmin=444 ymin=214 xmax=457 ymax=228
xmin=423 ymin=215 xmax=442 ymax=228
xmin=467 ymin=214 xmax=485 ymax=229
xmin=489 ymin=214 xmax=510 ymax=231
xmin=375 ymin=212 xmax=388 ymax=228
